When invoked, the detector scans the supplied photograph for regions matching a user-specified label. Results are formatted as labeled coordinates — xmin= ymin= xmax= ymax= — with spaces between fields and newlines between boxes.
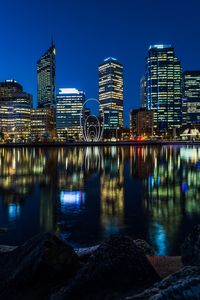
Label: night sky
xmin=0 ymin=0 xmax=200 ymax=126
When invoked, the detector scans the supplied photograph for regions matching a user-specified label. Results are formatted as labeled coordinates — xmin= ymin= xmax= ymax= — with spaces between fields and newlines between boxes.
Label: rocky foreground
xmin=0 ymin=226 xmax=200 ymax=299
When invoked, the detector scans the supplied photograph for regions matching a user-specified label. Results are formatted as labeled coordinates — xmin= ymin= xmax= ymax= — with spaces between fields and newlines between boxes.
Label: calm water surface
xmin=0 ymin=145 xmax=200 ymax=255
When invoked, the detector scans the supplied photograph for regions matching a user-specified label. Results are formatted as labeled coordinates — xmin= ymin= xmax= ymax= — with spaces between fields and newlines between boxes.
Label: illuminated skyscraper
xmin=182 ymin=71 xmax=200 ymax=126
xmin=99 ymin=57 xmax=123 ymax=129
xmin=37 ymin=43 xmax=56 ymax=108
xmin=56 ymin=88 xmax=85 ymax=140
xmin=0 ymin=80 xmax=32 ymax=141
xmin=146 ymin=45 xmax=182 ymax=131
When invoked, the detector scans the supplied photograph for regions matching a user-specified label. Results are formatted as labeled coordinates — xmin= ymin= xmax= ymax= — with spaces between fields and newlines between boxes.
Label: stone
xmin=134 ymin=239 xmax=155 ymax=256
xmin=127 ymin=266 xmax=200 ymax=300
xmin=75 ymin=245 xmax=99 ymax=263
xmin=181 ymin=224 xmax=200 ymax=266
xmin=0 ymin=245 xmax=17 ymax=253
xmin=0 ymin=233 xmax=80 ymax=299
xmin=52 ymin=234 xmax=160 ymax=300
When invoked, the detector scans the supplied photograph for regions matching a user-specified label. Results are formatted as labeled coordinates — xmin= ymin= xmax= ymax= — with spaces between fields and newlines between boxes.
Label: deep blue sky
xmin=0 ymin=0 xmax=200 ymax=126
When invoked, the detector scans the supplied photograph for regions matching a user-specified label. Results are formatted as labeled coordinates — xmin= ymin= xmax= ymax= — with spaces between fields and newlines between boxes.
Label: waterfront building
xmin=182 ymin=71 xmax=200 ymax=127
xmin=130 ymin=109 xmax=139 ymax=137
xmin=99 ymin=57 xmax=123 ymax=129
xmin=37 ymin=43 xmax=56 ymax=108
xmin=130 ymin=108 xmax=154 ymax=138
xmin=31 ymin=108 xmax=55 ymax=141
xmin=146 ymin=45 xmax=182 ymax=132
xmin=0 ymin=80 xmax=23 ymax=98
xmin=0 ymin=80 xmax=32 ymax=141
xmin=56 ymin=88 xmax=85 ymax=140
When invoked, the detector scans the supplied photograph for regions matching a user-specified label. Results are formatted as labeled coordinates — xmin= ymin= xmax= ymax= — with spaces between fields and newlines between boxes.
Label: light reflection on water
xmin=0 ymin=145 xmax=200 ymax=255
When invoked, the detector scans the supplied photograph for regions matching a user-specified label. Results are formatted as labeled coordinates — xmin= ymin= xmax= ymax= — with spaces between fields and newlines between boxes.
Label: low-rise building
xmin=130 ymin=108 xmax=154 ymax=138
xmin=31 ymin=108 xmax=55 ymax=141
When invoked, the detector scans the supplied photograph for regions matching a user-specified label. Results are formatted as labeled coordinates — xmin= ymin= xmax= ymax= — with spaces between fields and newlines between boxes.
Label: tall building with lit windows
xmin=37 ymin=43 xmax=56 ymax=108
xmin=0 ymin=80 xmax=32 ymax=141
xmin=182 ymin=71 xmax=200 ymax=126
xmin=56 ymin=88 xmax=85 ymax=140
xmin=99 ymin=57 xmax=123 ymax=129
xmin=146 ymin=45 xmax=182 ymax=131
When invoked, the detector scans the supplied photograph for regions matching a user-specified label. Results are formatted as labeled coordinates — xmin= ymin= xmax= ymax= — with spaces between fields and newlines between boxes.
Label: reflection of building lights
xmin=180 ymin=148 xmax=200 ymax=162
xmin=8 ymin=203 xmax=20 ymax=221
xmin=60 ymin=191 xmax=85 ymax=205
xmin=182 ymin=182 xmax=188 ymax=193
xmin=151 ymin=223 xmax=167 ymax=256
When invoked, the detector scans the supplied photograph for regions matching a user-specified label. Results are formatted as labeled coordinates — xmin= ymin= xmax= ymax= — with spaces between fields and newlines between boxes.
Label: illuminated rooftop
xmin=104 ymin=57 xmax=118 ymax=62
xmin=149 ymin=44 xmax=172 ymax=50
xmin=58 ymin=88 xmax=82 ymax=95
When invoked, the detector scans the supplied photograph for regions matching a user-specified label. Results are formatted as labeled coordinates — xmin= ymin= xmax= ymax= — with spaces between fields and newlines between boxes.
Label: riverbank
xmin=0 ymin=140 xmax=200 ymax=147
xmin=0 ymin=226 xmax=200 ymax=299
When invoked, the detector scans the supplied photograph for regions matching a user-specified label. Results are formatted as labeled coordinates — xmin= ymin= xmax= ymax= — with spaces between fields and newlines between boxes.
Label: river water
xmin=0 ymin=145 xmax=200 ymax=255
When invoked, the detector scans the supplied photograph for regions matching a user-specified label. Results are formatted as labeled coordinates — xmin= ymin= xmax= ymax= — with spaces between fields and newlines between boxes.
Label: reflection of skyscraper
xmin=99 ymin=57 xmax=123 ymax=129
xmin=136 ymin=146 xmax=200 ymax=254
xmin=146 ymin=45 xmax=182 ymax=131
xmin=100 ymin=147 xmax=124 ymax=235
xmin=37 ymin=43 xmax=56 ymax=108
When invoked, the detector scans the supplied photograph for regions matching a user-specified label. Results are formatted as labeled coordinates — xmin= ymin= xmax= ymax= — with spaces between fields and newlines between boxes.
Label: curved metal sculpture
xmin=80 ymin=98 xmax=104 ymax=142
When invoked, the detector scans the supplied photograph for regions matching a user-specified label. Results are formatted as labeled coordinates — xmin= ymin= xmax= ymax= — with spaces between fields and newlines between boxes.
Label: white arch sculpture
xmin=80 ymin=98 xmax=104 ymax=142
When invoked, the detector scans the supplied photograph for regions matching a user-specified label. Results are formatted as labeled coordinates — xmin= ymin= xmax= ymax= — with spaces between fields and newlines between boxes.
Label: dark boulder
xmin=0 ymin=245 xmax=17 ymax=253
xmin=181 ymin=225 xmax=200 ymax=266
xmin=134 ymin=239 xmax=155 ymax=256
xmin=52 ymin=235 xmax=160 ymax=300
xmin=127 ymin=266 xmax=200 ymax=299
xmin=75 ymin=245 xmax=99 ymax=263
xmin=0 ymin=233 xmax=80 ymax=299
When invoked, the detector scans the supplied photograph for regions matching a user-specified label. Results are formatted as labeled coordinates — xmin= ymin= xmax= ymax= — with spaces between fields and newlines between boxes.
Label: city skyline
xmin=1 ymin=0 xmax=200 ymax=126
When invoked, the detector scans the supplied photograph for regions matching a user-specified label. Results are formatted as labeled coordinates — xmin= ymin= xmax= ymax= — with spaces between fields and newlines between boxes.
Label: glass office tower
xmin=182 ymin=71 xmax=200 ymax=126
xmin=37 ymin=43 xmax=56 ymax=108
xmin=99 ymin=57 xmax=123 ymax=129
xmin=146 ymin=45 xmax=182 ymax=132
xmin=56 ymin=88 xmax=85 ymax=140
xmin=0 ymin=80 xmax=32 ymax=141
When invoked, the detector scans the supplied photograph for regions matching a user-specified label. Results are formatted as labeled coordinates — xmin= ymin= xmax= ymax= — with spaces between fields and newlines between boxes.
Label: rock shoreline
xmin=0 ymin=226 xmax=200 ymax=299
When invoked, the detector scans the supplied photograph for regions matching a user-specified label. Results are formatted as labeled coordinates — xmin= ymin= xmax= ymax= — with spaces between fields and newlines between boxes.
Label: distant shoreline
xmin=0 ymin=140 xmax=200 ymax=147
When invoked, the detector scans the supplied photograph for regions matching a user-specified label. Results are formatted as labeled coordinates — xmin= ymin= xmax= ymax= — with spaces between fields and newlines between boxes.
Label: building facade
xmin=31 ymin=108 xmax=55 ymax=141
xmin=37 ymin=43 xmax=56 ymax=108
xmin=146 ymin=45 xmax=182 ymax=132
xmin=0 ymin=80 xmax=23 ymax=98
xmin=182 ymin=71 xmax=200 ymax=127
xmin=56 ymin=88 xmax=85 ymax=140
xmin=0 ymin=80 xmax=32 ymax=141
xmin=99 ymin=57 xmax=123 ymax=129
xmin=130 ymin=108 xmax=154 ymax=138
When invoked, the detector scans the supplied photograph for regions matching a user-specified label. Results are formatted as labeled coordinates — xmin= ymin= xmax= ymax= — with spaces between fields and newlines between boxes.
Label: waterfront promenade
xmin=0 ymin=140 xmax=200 ymax=147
